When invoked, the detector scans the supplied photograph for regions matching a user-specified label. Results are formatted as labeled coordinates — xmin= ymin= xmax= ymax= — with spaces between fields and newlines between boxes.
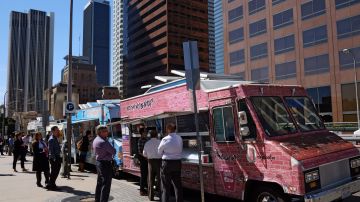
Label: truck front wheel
xmin=251 ymin=186 xmax=288 ymax=202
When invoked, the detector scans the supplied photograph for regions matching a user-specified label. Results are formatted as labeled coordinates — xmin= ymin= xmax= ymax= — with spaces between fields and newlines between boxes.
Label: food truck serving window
xmin=213 ymin=106 xmax=235 ymax=142
xmin=285 ymin=96 xmax=325 ymax=132
xmin=251 ymin=96 xmax=297 ymax=137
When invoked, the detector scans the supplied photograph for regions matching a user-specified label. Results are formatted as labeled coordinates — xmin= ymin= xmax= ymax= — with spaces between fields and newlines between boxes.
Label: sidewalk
xmin=0 ymin=155 xmax=152 ymax=202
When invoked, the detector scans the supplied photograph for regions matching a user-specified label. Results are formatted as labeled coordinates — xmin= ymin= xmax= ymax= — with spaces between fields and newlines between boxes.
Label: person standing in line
xmin=0 ymin=136 xmax=4 ymax=155
xmin=143 ymin=130 xmax=162 ymax=201
xmin=158 ymin=123 xmax=183 ymax=202
xmin=8 ymin=135 xmax=14 ymax=156
xmin=93 ymin=125 xmax=116 ymax=202
xmin=78 ymin=130 xmax=90 ymax=172
xmin=22 ymin=134 xmax=31 ymax=160
xmin=13 ymin=132 xmax=27 ymax=172
xmin=46 ymin=126 xmax=61 ymax=190
xmin=138 ymin=127 xmax=148 ymax=196
xmin=32 ymin=132 xmax=50 ymax=187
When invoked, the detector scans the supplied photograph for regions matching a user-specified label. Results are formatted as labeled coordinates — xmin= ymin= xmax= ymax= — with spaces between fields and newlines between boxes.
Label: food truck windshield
xmin=250 ymin=96 xmax=325 ymax=137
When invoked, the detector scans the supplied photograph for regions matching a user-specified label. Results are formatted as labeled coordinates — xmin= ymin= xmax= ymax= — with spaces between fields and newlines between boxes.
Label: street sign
xmin=64 ymin=102 xmax=76 ymax=114
xmin=183 ymin=41 xmax=200 ymax=90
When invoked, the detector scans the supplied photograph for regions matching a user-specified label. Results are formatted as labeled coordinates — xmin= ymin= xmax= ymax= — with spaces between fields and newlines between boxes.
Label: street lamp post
xmin=2 ymin=89 xmax=23 ymax=139
xmin=342 ymin=49 xmax=359 ymax=129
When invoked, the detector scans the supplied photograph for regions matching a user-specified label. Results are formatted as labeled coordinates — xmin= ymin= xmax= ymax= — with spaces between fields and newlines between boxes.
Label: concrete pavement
xmin=0 ymin=155 xmax=151 ymax=202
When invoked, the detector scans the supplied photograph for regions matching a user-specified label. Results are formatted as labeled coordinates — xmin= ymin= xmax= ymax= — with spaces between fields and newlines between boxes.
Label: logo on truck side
xmin=126 ymin=98 xmax=154 ymax=111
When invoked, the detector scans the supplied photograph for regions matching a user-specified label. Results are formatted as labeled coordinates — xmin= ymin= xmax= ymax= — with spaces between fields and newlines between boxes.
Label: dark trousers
xmin=0 ymin=145 xmax=3 ymax=155
xmin=139 ymin=156 xmax=148 ymax=192
xmin=13 ymin=152 xmax=25 ymax=169
xmin=161 ymin=160 xmax=183 ymax=202
xmin=148 ymin=159 xmax=161 ymax=200
xmin=36 ymin=170 xmax=50 ymax=185
xmin=49 ymin=156 xmax=61 ymax=186
xmin=95 ymin=160 xmax=113 ymax=202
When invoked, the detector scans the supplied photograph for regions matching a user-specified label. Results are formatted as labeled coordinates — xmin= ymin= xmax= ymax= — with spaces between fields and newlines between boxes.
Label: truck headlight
xmin=305 ymin=170 xmax=319 ymax=183
xmin=304 ymin=168 xmax=321 ymax=193
xmin=350 ymin=156 xmax=360 ymax=177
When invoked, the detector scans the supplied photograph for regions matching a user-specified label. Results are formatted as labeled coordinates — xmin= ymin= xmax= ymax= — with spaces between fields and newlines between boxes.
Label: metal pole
xmin=192 ymin=89 xmax=205 ymax=202
xmin=2 ymin=91 xmax=7 ymax=140
xmin=353 ymin=54 xmax=360 ymax=129
xmin=64 ymin=0 xmax=73 ymax=179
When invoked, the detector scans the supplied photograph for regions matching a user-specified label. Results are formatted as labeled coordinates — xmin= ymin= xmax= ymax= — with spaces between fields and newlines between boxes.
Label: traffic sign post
xmin=183 ymin=41 xmax=204 ymax=202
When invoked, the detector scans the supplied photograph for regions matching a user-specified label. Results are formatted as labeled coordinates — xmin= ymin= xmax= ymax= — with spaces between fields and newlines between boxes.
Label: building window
xmin=304 ymin=54 xmax=329 ymax=75
xmin=274 ymin=35 xmax=295 ymax=55
xmin=272 ymin=0 xmax=286 ymax=5
xmin=251 ymin=66 xmax=268 ymax=82
xmin=306 ymin=86 xmax=332 ymax=122
xmin=228 ymin=6 xmax=243 ymax=23
xmin=337 ymin=15 xmax=360 ymax=39
xmin=273 ymin=9 xmax=293 ymax=30
xmin=339 ymin=46 xmax=360 ymax=69
xmin=275 ymin=61 xmax=296 ymax=80
xmin=249 ymin=19 xmax=266 ymax=37
xmin=229 ymin=27 xmax=244 ymax=44
xmin=248 ymin=0 xmax=266 ymax=15
xmin=303 ymin=25 xmax=327 ymax=47
xmin=341 ymin=83 xmax=360 ymax=121
xmin=250 ymin=43 xmax=267 ymax=60
xmin=230 ymin=49 xmax=245 ymax=66
xmin=301 ymin=0 xmax=326 ymax=20
xmin=213 ymin=106 xmax=235 ymax=142
xmin=335 ymin=0 xmax=360 ymax=9
xmin=232 ymin=71 xmax=245 ymax=80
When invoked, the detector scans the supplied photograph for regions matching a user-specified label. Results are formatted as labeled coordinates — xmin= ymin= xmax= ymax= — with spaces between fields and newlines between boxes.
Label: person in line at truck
xmin=32 ymin=132 xmax=50 ymax=187
xmin=47 ymin=126 xmax=61 ymax=190
xmin=138 ymin=126 xmax=149 ymax=196
xmin=143 ymin=129 xmax=162 ymax=201
xmin=93 ymin=125 xmax=116 ymax=202
xmin=13 ymin=132 xmax=27 ymax=172
xmin=77 ymin=130 xmax=90 ymax=172
xmin=158 ymin=123 xmax=183 ymax=202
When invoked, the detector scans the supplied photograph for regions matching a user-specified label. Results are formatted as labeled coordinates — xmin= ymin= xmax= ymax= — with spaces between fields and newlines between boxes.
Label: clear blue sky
xmin=0 ymin=0 xmax=106 ymax=104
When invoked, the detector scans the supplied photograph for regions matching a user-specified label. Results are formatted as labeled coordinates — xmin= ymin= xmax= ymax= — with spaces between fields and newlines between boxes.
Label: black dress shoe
xmin=37 ymin=183 xmax=43 ymax=187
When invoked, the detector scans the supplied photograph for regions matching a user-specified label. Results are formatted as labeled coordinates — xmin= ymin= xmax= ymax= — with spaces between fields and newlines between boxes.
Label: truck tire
xmin=251 ymin=186 xmax=288 ymax=202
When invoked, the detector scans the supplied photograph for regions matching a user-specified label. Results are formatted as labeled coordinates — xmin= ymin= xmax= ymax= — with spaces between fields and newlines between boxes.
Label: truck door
xmin=211 ymin=104 xmax=246 ymax=199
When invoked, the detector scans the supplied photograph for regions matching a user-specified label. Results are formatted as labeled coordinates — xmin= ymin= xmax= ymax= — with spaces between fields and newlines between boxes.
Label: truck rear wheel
xmin=251 ymin=186 xmax=288 ymax=202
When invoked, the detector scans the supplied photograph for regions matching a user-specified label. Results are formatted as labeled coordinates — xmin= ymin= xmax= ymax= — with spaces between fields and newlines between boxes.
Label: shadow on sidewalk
xmin=0 ymin=174 xmax=15 ymax=176
xmin=47 ymin=185 xmax=92 ymax=196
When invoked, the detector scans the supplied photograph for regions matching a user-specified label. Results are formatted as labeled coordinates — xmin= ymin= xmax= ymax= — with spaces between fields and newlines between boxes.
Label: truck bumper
xmin=304 ymin=178 xmax=360 ymax=202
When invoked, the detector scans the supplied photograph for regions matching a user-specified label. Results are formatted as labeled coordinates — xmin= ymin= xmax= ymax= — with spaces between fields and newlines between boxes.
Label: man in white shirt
xmin=158 ymin=123 xmax=183 ymax=202
xmin=143 ymin=130 xmax=162 ymax=201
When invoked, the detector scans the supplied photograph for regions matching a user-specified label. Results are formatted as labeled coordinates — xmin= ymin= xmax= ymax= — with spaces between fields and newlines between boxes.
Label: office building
xmin=62 ymin=56 xmax=101 ymax=104
xmin=83 ymin=0 xmax=110 ymax=86
xmin=6 ymin=9 xmax=54 ymax=115
xmin=126 ymin=0 xmax=209 ymax=97
xmin=218 ymin=0 xmax=360 ymax=122
xmin=112 ymin=0 xmax=128 ymax=98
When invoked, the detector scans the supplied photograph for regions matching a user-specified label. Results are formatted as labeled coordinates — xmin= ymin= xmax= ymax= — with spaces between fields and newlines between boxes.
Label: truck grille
xmin=319 ymin=158 xmax=351 ymax=188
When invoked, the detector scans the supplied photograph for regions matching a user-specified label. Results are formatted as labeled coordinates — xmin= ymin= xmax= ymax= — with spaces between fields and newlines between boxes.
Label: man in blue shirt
xmin=46 ymin=126 xmax=61 ymax=190
xmin=93 ymin=125 xmax=116 ymax=202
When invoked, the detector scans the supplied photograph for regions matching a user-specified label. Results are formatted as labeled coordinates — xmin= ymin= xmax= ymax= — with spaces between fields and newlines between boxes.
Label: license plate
xmin=341 ymin=187 xmax=351 ymax=199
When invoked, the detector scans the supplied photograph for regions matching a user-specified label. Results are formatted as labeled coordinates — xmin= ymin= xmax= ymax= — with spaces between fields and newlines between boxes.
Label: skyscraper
xmin=83 ymin=0 xmax=110 ymax=86
xmin=112 ymin=0 xmax=128 ymax=98
xmin=7 ymin=9 xmax=54 ymax=115
xmin=219 ymin=0 xmax=360 ymax=122
xmin=126 ymin=0 xmax=209 ymax=97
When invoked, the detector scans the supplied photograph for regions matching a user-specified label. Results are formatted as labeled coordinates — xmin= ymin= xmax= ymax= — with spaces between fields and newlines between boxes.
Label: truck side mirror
xmin=238 ymin=111 xmax=249 ymax=136
xmin=238 ymin=111 xmax=248 ymax=125
xmin=240 ymin=126 xmax=250 ymax=136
